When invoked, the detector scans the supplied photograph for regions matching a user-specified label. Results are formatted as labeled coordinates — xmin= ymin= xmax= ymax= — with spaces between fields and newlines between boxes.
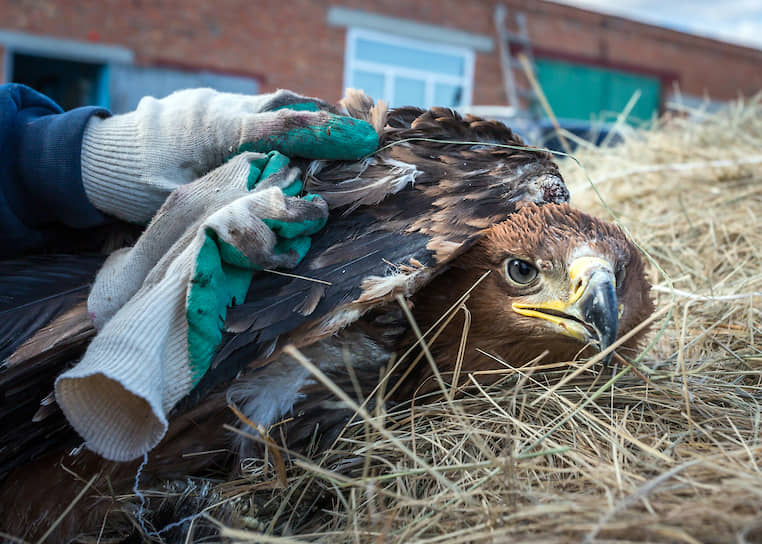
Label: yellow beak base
xmin=512 ymin=256 xmax=618 ymax=351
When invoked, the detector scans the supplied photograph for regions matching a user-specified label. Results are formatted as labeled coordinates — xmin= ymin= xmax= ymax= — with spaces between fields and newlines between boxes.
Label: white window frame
xmin=343 ymin=28 xmax=475 ymax=109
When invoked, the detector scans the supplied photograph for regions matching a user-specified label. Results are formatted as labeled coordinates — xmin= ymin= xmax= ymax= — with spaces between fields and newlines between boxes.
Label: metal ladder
xmin=494 ymin=4 xmax=572 ymax=153
xmin=494 ymin=4 xmax=539 ymax=112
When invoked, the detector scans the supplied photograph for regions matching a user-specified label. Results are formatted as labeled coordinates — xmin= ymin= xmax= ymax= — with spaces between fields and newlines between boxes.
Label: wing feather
xmin=0 ymin=254 xmax=103 ymax=362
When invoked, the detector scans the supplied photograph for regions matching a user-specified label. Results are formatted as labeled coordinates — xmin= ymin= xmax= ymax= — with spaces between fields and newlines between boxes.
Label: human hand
xmin=81 ymin=89 xmax=378 ymax=223
xmin=57 ymin=151 xmax=328 ymax=461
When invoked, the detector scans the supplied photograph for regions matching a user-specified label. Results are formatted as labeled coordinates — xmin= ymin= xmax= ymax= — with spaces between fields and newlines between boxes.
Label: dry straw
xmin=119 ymin=97 xmax=762 ymax=543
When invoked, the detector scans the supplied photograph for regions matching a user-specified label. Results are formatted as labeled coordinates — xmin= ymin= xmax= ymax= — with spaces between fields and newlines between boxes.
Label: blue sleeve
xmin=0 ymin=83 xmax=112 ymax=257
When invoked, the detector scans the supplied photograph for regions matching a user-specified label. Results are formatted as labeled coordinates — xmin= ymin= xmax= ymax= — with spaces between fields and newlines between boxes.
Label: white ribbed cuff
xmin=56 ymin=262 xmax=195 ymax=461
xmin=55 ymin=371 xmax=167 ymax=462
xmin=81 ymin=116 xmax=177 ymax=224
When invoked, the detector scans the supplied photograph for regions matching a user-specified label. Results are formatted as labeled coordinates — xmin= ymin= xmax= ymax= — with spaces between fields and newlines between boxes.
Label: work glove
xmin=56 ymin=151 xmax=327 ymax=461
xmin=81 ymin=88 xmax=378 ymax=223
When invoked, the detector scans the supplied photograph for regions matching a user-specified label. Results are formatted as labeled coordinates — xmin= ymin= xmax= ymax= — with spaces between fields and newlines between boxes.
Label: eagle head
xmin=476 ymin=202 xmax=653 ymax=362
xmin=412 ymin=202 xmax=654 ymax=383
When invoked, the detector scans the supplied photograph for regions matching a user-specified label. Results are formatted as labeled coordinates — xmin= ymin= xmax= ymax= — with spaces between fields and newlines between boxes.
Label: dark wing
xmin=0 ymin=254 xmax=103 ymax=361
xmin=0 ymin=223 xmax=140 ymax=478
xmin=0 ymin=255 xmax=106 ymax=478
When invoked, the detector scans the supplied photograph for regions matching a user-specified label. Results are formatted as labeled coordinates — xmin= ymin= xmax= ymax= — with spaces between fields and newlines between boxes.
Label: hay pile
xmin=151 ymin=101 xmax=762 ymax=543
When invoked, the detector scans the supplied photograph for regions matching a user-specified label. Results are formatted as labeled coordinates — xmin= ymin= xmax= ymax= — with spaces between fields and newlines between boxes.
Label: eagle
xmin=0 ymin=92 xmax=653 ymax=541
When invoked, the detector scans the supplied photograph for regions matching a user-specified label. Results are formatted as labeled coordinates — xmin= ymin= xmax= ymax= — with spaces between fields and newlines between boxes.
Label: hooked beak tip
xmin=579 ymin=269 xmax=619 ymax=362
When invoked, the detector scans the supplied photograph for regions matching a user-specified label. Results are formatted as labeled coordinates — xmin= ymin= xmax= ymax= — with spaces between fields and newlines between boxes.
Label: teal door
xmin=534 ymin=58 xmax=661 ymax=123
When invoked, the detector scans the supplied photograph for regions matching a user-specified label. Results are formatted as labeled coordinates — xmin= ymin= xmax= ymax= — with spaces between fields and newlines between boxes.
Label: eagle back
xmin=188 ymin=92 xmax=569 ymax=405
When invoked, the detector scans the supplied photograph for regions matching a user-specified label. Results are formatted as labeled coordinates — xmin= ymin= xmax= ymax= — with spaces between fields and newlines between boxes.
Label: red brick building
xmin=1 ymin=1 xmax=761 ymax=119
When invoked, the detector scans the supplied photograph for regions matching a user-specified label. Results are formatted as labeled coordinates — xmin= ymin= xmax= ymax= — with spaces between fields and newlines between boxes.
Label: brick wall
xmin=1 ymin=0 xmax=761 ymax=105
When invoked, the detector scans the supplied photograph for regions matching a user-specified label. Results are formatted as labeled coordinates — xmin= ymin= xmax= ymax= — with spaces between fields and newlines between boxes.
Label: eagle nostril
xmin=571 ymin=276 xmax=584 ymax=298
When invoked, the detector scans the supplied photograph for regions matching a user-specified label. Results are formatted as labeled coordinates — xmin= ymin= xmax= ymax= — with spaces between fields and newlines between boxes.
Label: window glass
xmin=434 ymin=83 xmax=462 ymax=107
xmin=351 ymin=70 xmax=386 ymax=101
xmin=346 ymin=30 xmax=473 ymax=109
xmin=393 ymin=77 xmax=426 ymax=107
xmin=356 ymin=38 xmax=464 ymax=77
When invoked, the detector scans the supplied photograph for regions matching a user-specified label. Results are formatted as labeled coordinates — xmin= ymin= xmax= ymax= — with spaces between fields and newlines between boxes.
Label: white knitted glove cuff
xmin=56 ymin=250 xmax=195 ymax=461
xmin=55 ymin=372 xmax=168 ymax=462
xmin=81 ymin=116 xmax=180 ymax=223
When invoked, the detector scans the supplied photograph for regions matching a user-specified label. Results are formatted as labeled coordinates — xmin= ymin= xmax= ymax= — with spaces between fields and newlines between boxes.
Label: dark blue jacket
xmin=1 ymin=83 xmax=111 ymax=256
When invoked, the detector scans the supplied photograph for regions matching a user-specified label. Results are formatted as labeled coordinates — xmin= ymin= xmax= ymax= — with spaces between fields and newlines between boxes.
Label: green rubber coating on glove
xmin=186 ymin=231 xmax=256 ymax=386
xmin=274 ymin=236 xmax=312 ymax=262
xmin=186 ymin=179 xmax=327 ymax=385
xmin=272 ymin=102 xmax=321 ymax=112
xmin=237 ymin=115 xmax=379 ymax=161
xmin=247 ymin=151 xmax=301 ymax=193
xmin=245 ymin=156 xmax=269 ymax=190
xmin=259 ymin=151 xmax=291 ymax=183
xmin=282 ymin=179 xmax=303 ymax=197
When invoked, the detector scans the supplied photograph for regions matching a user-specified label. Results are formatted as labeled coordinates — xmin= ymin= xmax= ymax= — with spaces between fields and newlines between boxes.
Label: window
xmin=344 ymin=28 xmax=474 ymax=109
xmin=12 ymin=53 xmax=109 ymax=110
xmin=0 ymin=30 xmax=134 ymax=110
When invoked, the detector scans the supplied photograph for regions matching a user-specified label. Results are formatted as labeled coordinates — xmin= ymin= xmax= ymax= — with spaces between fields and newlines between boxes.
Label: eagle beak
xmin=512 ymin=257 xmax=619 ymax=363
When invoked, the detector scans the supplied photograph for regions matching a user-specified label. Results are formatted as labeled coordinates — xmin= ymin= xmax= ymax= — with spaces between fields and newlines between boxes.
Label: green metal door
xmin=534 ymin=58 xmax=661 ymax=123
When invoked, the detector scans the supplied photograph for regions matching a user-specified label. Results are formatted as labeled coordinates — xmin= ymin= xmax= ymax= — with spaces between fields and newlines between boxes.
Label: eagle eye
xmin=505 ymin=259 xmax=538 ymax=285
